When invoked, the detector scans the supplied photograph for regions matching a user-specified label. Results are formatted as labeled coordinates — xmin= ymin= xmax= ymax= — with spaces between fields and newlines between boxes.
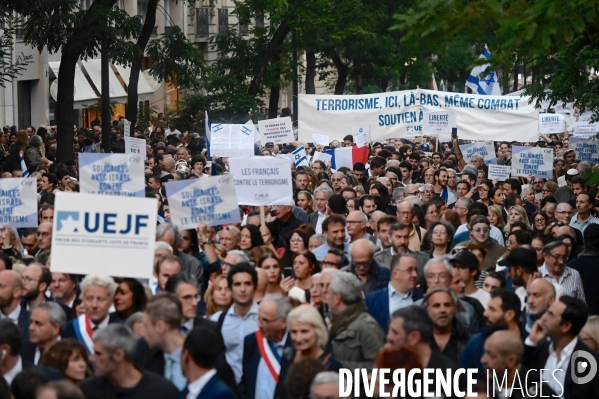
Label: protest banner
xmin=123 ymin=119 xmax=131 ymax=137
xmin=487 ymin=165 xmax=511 ymax=181
xmin=124 ymin=136 xmax=147 ymax=160
xmin=276 ymin=154 xmax=295 ymax=167
xmin=459 ymin=141 xmax=495 ymax=162
xmin=353 ymin=126 xmax=371 ymax=148
xmin=511 ymin=146 xmax=553 ymax=178
xmin=538 ymin=113 xmax=564 ymax=134
xmin=50 ymin=192 xmax=157 ymax=279
xmin=312 ymin=134 xmax=330 ymax=146
xmin=312 ymin=151 xmax=332 ymax=166
xmin=570 ymin=137 xmax=599 ymax=164
xmin=210 ymin=121 xmax=255 ymax=157
xmin=0 ymin=178 xmax=38 ymax=228
xmin=79 ymin=153 xmax=145 ymax=197
xmin=423 ymin=110 xmax=456 ymax=134
xmin=229 ymin=157 xmax=294 ymax=205
xmin=164 ymin=175 xmax=241 ymax=229
xmin=298 ymin=89 xmax=539 ymax=142
xmin=572 ymin=122 xmax=599 ymax=138
xmin=258 ymin=117 xmax=294 ymax=144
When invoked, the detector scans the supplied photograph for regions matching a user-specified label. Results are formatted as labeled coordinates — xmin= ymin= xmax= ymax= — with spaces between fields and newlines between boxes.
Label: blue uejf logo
xmin=56 ymin=211 xmax=149 ymax=235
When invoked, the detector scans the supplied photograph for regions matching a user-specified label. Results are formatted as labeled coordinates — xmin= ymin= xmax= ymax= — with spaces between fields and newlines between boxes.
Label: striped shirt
xmin=539 ymin=263 xmax=586 ymax=302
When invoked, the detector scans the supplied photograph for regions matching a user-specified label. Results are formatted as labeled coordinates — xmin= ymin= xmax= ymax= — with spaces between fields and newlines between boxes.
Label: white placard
xmin=487 ymin=165 xmax=511 ymax=181
xmin=79 ymin=153 xmax=145 ymax=197
xmin=312 ymin=151 xmax=332 ymax=166
xmin=459 ymin=141 xmax=496 ymax=162
xmin=276 ymin=153 xmax=295 ymax=167
xmin=511 ymin=146 xmax=554 ymax=178
xmin=573 ymin=122 xmax=599 ymax=138
xmin=0 ymin=178 xmax=38 ymax=227
xmin=570 ymin=137 xmax=599 ymax=164
xmin=50 ymin=192 xmax=157 ymax=279
xmin=312 ymin=134 xmax=330 ymax=146
xmin=353 ymin=126 xmax=371 ymax=148
xmin=229 ymin=157 xmax=294 ymax=205
xmin=164 ymin=175 xmax=241 ymax=229
xmin=298 ymin=89 xmax=540 ymax=142
xmin=258 ymin=117 xmax=294 ymax=144
xmin=423 ymin=110 xmax=456 ymax=134
xmin=538 ymin=113 xmax=564 ymax=134
xmin=123 ymin=119 xmax=131 ymax=137
xmin=124 ymin=136 xmax=147 ymax=160
xmin=210 ymin=121 xmax=255 ymax=157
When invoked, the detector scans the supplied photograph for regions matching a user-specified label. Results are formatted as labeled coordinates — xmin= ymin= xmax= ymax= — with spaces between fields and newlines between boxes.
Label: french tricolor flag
xmin=324 ymin=146 xmax=369 ymax=170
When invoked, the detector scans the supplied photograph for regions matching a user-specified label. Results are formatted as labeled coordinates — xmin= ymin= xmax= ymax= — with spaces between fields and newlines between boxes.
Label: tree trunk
xmin=332 ymin=54 xmax=347 ymax=95
xmin=101 ymin=35 xmax=111 ymax=153
xmin=248 ymin=21 xmax=291 ymax=97
xmin=305 ymin=49 xmax=316 ymax=94
xmin=55 ymin=47 xmax=79 ymax=164
xmin=268 ymin=84 xmax=280 ymax=119
xmin=126 ymin=0 xmax=160 ymax=128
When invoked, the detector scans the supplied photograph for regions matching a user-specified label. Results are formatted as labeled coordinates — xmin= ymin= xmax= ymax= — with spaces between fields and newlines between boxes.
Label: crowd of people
xmin=1 ymin=120 xmax=599 ymax=399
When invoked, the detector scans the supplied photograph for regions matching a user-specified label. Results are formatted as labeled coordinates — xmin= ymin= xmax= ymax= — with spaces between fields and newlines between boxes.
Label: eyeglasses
xmin=398 ymin=211 xmax=413 ymax=216
xmin=534 ymin=218 xmax=546 ymax=223
xmin=545 ymin=253 xmax=566 ymax=262
xmin=423 ymin=190 xmax=434 ymax=195
xmin=290 ymin=238 xmax=304 ymax=243
xmin=354 ymin=261 xmax=371 ymax=268
xmin=221 ymin=261 xmax=234 ymax=269
xmin=22 ymin=276 xmax=39 ymax=284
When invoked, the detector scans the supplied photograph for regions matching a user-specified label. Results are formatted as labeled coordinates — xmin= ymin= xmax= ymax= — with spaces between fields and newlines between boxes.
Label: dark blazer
xmin=21 ymin=340 xmax=38 ymax=364
xmin=62 ymin=313 xmax=123 ymax=340
xmin=365 ymin=287 xmax=423 ymax=333
xmin=308 ymin=211 xmax=320 ymax=229
xmin=522 ymin=338 xmax=599 ymax=399
xmin=21 ymin=297 xmax=73 ymax=321
xmin=241 ymin=332 xmax=294 ymax=399
xmin=178 ymin=374 xmax=236 ymax=399
xmin=22 ymin=360 xmax=63 ymax=380
xmin=17 ymin=307 xmax=31 ymax=340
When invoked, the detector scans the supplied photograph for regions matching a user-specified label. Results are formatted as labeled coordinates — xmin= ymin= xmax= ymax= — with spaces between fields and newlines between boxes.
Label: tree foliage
xmin=0 ymin=12 xmax=33 ymax=88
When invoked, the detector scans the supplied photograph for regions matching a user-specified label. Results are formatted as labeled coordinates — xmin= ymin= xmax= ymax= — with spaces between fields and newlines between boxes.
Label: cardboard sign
xmin=459 ymin=141 xmax=495 ymax=162
xmin=79 ymin=153 xmax=145 ymax=197
xmin=353 ymin=126 xmax=371 ymax=148
xmin=229 ymin=157 xmax=294 ymax=205
xmin=312 ymin=134 xmax=330 ymax=146
xmin=570 ymin=137 xmax=599 ymax=164
xmin=258 ymin=117 xmax=294 ymax=144
xmin=50 ymin=192 xmax=157 ymax=279
xmin=123 ymin=119 xmax=131 ymax=137
xmin=423 ymin=111 xmax=456 ymax=134
xmin=487 ymin=165 xmax=511 ymax=181
xmin=511 ymin=146 xmax=553 ymax=178
xmin=0 ymin=178 xmax=38 ymax=227
xmin=538 ymin=113 xmax=564 ymax=134
xmin=164 ymin=175 xmax=241 ymax=229
xmin=210 ymin=121 xmax=255 ymax=158
xmin=312 ymin=151 xmax=332 ymax=166
xmin=124 ymin=137 xmax=147 ymax=160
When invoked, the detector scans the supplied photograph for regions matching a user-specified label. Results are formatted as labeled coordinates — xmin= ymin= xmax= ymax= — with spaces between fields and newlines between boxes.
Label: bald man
xmin=0 ymin=270 xmax=30 ymax=336
xmin=36 ymin=221 xmax=53 ymax=252
xmin=346 ymin=211 xmax=374 ymax=243
xmin=525 ymin=278 xmax=557 ymax=333
xmin=397 ymin=201 xmax=426 ymax=251
xmin=344 ymin=239 xmax=390 ymax=294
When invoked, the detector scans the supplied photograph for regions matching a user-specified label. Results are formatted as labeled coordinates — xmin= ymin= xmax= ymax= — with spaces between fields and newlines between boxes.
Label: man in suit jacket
xmin=309 ymin=186 xmax=333 ymax=233
xmin=523 ymin=295 xmax=599 ymax=399
xmin=62 ymin=274 xmax=123 ymax=354
xmin=0 ymin=270 xmax=30 ymax=339
xmin=180 ymin=327 xmax=236 ymax=399
xmin=366 ymin=253 xmax=423 ymax=333
xmin=241 ymin=294 xmax=293 ymax=399
xmin=23 ymin=302 xmax=66 ymax=365
xmin=21 ymin=264 xmax=72 ymax=320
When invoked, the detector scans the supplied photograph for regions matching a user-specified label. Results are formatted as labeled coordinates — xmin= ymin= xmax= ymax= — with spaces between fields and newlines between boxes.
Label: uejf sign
xmin=51 ymin=192 xmax=157 ymax=279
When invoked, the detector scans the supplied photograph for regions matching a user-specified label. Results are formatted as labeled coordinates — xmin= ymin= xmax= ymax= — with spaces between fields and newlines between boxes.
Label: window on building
xmin=137 ymin=0 xmax=148 ymax=20
xmin=255 ymin=15 xmax=264 ymax=28
xmin=218 ymin=8 xmax=228 ymax=34
xmin=239 ymin=20 xmax=248 ymax=36
xmin=196 ymin=7 xmax=209 ymax=37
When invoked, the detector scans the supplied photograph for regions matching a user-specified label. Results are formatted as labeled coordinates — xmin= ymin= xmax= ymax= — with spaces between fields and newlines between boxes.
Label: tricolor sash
xmin=73 ymin=314 xmax=95 ymax=354
xmin=256 ymin=329 xmax=282 ymax=383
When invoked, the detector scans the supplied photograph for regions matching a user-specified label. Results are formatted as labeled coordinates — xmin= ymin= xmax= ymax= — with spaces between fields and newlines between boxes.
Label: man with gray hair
xmin=344 ymin=239 xmax=389 ymax=294
xmin=345 ymin=210 xmax=375 ymax=243
xmin=310 ymin=372 xmax=341 ymax=399
xmin=23 ymin=302 xmax=66 ymax=364
xmin=81 ymin=324 xmax=179 ymax=398
xmin=63 ymin=274 xmax=122 ymax=354
xmin=323 ymin=271 xmax=384 ymax=370
xmin=309 ymin=234 xmax=325 ymax=251
xmin=241 ymin=294 xmax=293 ymax=399
xmin=396 ymin=201 xmax=427 ymax=251
xmin=310 ymin=186 xmax=334 ymax=233
xmin=156 ymin=223 xmax=203 ymax=288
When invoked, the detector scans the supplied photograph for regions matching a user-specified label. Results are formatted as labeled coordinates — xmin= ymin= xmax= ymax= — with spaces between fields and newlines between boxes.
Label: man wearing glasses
xmin=533 ymin=177 xmax=546 ymax=199
xmin=36 ymin=221 xmax=53 ymax=253
xmin=539 ymin=241 xmax=586 ymax=301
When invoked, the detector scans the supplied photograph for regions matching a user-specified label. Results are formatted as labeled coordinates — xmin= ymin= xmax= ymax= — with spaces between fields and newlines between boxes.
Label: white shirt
xmin=540 ymin=337 xmax=578 ymax=399
xmin=91 ymin=314 xmax=110 ymax=331
xmin=515 ymin=286 xmax=527 ymax=310
xmin=149 ymin=276 xmax=159 ymax=295
xmin=3 ymin=356 xmax=23 ymax=385
xmin=0 ymin=305 xmax=21 ymax=324
xmin=186 ymin=369 xmax=217 ymax=399
xmin=315 ymin=211 xmax=327 ymax=234
xmin=467 ymin=288 xmax=491 ymax=309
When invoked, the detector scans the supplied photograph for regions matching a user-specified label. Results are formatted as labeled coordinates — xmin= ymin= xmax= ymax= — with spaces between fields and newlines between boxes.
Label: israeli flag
xmin=292 ymin=146 xmax=309 ymax=168
xmin=20 ymin=154 xmax=29 ymax=177
xmin=466 ymin=45 xmax=502 ymax=96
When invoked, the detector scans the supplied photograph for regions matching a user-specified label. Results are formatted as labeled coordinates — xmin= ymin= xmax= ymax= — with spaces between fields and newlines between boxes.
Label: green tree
xmin=0 ymin=12 xmax=32 ymax=87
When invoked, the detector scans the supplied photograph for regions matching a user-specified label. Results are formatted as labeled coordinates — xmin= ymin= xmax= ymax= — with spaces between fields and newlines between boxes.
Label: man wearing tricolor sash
xmin=63 ymin=274 xmax=123 ymax=354
xmin=241 ymin=294 xmax=293 ymax=399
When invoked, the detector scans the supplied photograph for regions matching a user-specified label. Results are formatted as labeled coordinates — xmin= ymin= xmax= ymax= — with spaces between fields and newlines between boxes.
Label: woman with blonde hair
xmin=580 ymin=315 xmax=599 ymax=353
xmin=503 ymin=205 xmax=530 ymax=235
xmin=296 ymin=190 xmax=316 ymax=214
xmin=204 ymin=275 xmax=232 ymax=319
xmin=286 ymin=304 xmax=341 ymax=370
xmin=487 ymin=205 xmax=506 ymax=230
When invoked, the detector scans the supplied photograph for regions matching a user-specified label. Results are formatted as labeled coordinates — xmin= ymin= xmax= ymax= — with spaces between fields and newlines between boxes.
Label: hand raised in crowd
xmin=280 ymin=276 xmax=296 ymax=294
xmin=528 ymin=319 xmax=548 ymax=345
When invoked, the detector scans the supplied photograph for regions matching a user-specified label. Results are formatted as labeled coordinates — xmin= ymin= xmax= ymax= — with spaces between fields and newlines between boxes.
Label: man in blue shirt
xmin=312 ymin=215 xmax=350 ymax=261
